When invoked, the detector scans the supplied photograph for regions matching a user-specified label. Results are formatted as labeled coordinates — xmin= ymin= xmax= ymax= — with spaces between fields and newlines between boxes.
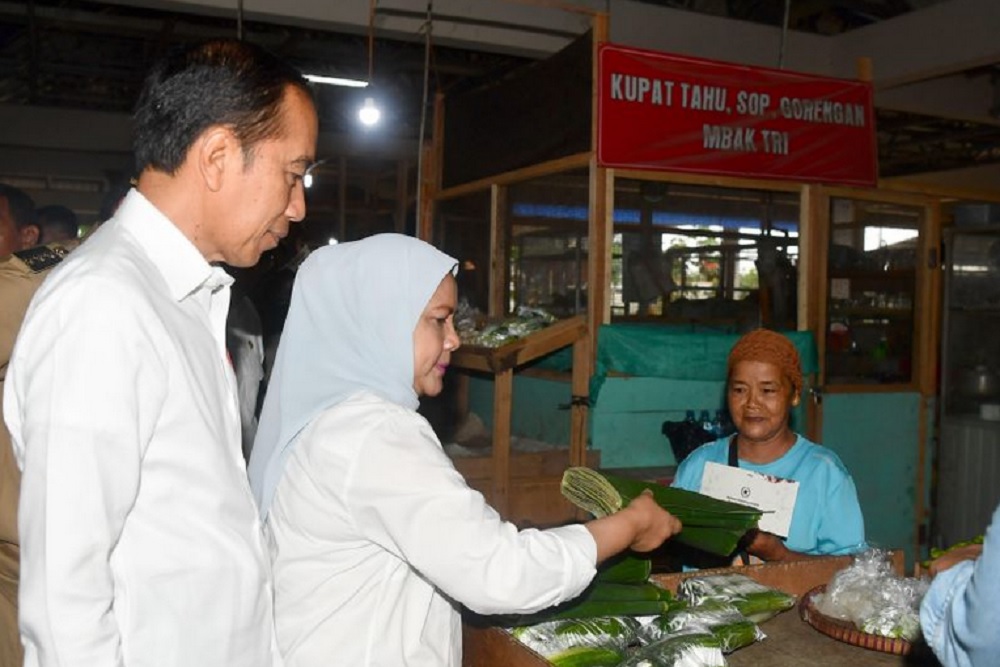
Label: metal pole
xmin=778 ymin=0 xmax=791 ymax=69
xmin=415 ymin=1 xmax=433 ymax=234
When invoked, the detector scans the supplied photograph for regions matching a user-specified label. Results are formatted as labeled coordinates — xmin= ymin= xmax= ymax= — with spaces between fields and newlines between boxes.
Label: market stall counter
xmin=462 ymin=552 xmax=941 ymax=667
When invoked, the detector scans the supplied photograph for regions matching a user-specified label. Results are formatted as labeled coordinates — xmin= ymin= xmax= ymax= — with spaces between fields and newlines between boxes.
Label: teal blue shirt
xmin=672 ymin=435 xmax=867 ymax=556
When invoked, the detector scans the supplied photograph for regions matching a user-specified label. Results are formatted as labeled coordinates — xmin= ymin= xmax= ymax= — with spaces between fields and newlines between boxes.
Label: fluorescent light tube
xmin=303 ymin=74 xmax=369 ymax=88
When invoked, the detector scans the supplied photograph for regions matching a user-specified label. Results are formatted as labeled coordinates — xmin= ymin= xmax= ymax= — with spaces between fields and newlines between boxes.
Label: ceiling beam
xmin=830 ymin=0 xmax=1000 ymax=88
xmin=95 ymin=0 xmax=599 ymax=57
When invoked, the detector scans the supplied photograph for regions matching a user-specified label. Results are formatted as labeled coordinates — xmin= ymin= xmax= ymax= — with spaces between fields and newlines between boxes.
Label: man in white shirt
xmin=4 ymin=38 xmax=318 ymax=667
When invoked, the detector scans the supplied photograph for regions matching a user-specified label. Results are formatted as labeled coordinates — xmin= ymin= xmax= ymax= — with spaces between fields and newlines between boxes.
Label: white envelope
xmin=700 ymin=462 xmax=799 ymax=538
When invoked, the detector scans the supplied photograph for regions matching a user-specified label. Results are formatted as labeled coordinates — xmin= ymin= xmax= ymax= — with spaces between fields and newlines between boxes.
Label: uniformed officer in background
xmin=0 ymin=183 xmax=39 ymax=257
xmin=0 ymin=182 xmax=71 ymax=666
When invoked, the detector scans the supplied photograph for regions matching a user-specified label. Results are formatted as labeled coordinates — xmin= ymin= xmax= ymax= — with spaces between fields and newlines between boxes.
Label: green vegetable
xmin=642 ymin=601 xmax=764 ymax=653
xmin=585 ymin=582 xmax=674 ymax=602
xmin=711 ymin=619 xmax=762 ymax=653
xmin=923 ymin=535 xmax=985 ymax=568
xmin=512 ymin=617 xmax=637 ymax=664
xmin=677 ymin=573 xmax=795 ymax=623
xmin=548 ymin=645 xmax=623 ymax=667
xmin=619 ymin=632 xmax=726 ymax=667
xmin=561 ymin=467 xmax=762 ymax=556
xmin=552 ymin=616 xmax=642 ymax=641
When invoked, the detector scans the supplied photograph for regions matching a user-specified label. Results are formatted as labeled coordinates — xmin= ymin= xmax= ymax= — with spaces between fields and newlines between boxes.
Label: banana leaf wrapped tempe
xmin=502 ymin=580 xmax=683 ymax=627
xmin=561 ymin=467 xmax=762 ymax=557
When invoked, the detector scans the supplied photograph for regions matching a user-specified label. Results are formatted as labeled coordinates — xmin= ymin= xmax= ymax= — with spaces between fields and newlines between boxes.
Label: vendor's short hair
xmin=727 ymin=328 xmax=802 ymax=393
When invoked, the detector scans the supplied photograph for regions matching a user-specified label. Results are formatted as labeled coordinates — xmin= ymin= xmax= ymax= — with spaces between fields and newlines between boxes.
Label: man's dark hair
xmin=133 ymin=39 xmax=314 ymax=175
xmin=37 ymin=204 xmax=79 ymax=242
xmin=0 ymin=183 xmax=38 ymax=229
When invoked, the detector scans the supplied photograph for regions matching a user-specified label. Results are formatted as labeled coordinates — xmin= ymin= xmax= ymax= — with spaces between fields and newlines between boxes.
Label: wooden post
xmin=490 ymin=184 xmax=508 ymax=318
xmin=856 ymin=56 xmax=873 ymax=83
xmin=570 ymin=331 xmax=590 ymax=469
xmin=419 ymin=93 xmax=446 ymax=241
xmin=799 ymin=184 xmax=827 ymax=443
xmin=587 ymin=13 xmax=611 ymax=367
xmin=491 ymin=368 xmax=513 ymax=517
xmin=914 ymin=200 xmax=942 ymax=564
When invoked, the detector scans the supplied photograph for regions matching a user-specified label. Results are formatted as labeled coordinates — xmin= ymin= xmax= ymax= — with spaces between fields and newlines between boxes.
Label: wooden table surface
xmin=728 ymin=608 xmax=942 ymax=667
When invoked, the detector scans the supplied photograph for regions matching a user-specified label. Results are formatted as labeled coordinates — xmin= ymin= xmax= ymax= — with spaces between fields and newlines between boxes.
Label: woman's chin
xmin=415 ymin=381 xmax=444 ymax=398
xmin=739 ymin=427 xmax=792 ymax=446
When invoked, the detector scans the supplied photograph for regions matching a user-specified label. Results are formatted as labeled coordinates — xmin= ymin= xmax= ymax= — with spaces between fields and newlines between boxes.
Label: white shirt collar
xmin=117 ymin=189 xmax=233 ymax=301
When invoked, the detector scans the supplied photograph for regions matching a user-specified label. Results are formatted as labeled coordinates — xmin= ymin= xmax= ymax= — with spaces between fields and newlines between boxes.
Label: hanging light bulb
xmin=358 ymin=96 xmax=381 ymax=127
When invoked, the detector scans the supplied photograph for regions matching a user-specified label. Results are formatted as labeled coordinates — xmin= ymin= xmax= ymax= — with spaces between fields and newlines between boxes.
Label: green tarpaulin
xmin=515 ymin=323 xmax=818 ymax=404
xmin=592 ymin=324 xmax=817 ymax=401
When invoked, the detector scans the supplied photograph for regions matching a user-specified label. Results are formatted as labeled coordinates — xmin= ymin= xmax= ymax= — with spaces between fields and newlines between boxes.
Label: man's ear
xmin=197 ymin=126 xmax=238 ymax=192
xmin=20 ymin=224 xmax=40 ymax=248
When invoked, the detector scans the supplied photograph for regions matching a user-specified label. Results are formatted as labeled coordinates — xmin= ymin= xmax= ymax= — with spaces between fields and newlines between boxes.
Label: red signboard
xmin=598 ymin=44 xmax=877 ymax=187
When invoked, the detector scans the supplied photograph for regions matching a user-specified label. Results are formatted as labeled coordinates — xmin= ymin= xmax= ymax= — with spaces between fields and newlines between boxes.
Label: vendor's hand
xmin=621 ymin=490 xmax=683 ymax=553
xmin=928 ymin=544 xmax=983 ymax=576
xmin=744 ymin=529 xmax=791 ymax=562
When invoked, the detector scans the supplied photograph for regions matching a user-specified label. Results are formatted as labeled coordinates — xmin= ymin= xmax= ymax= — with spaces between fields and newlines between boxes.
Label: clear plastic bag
xmin=639 ymin=601 xmax=765 ymax=653
xmin=813 ymin=548 xmax=929 ymax=641
xmin=511 ymin=615 xmax=639 ymax=658
xmin=620 ymin=631 xmax=726 ymax=667
xmin=676 ymin=573 xmax=796 ymax=623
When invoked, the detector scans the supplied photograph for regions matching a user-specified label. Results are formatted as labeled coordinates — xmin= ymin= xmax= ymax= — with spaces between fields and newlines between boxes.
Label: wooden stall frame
xmin=423 ymin=14 xmax=1000 ymax=560
xmin=449 ymin=315 xmax=589 ymax=520
xmin=805 ymin=183 xmax=942 ymax=564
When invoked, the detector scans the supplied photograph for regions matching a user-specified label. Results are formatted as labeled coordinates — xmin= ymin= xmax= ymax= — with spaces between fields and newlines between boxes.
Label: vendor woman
xmin=672 ymin=328 xmax=866 ymax=564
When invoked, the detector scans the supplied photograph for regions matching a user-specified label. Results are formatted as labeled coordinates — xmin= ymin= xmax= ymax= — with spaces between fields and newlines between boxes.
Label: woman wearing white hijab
xmin=249 ymin=234 xmax=680 ymax=667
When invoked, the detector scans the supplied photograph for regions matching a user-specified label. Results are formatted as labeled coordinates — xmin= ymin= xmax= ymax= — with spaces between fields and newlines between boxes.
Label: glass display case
xmin=609 ymin=180 xmax=800 ymax=330
xmin=507 ymin=171 xmax=591 ymax=318
xmin=935 ymin=223 xmax=1000 ymax=547
xmin=940 ymin=225 xmax=1000 ymax=417
xmin=824 ymin=197 xmax=924 ymax=385
xmin=511 ymin=232 xmax=588 ymax=318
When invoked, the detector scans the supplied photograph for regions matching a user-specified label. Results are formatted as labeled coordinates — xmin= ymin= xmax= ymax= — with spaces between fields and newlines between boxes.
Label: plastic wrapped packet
xmin=454 ymin=298 xmax=483 ymax=337
xmin=859 ymin=606 xmax=922 ymax=641
xmin=813 ymin=547 xmax=929 ymax=642
xmin=458 ymin=306 xmax=558 ymax=348
xmin=640 ymin=601 xmax=765 ymax=653
xmin=676 ymin=574 xmax=796 ymax=623
xmin=619 ymin=632 xmax=727 ymax=667
xmin=544 ymin=645 xmax=623 ymax=667
xmin=511 ymin=616 xmax=639 ymax=665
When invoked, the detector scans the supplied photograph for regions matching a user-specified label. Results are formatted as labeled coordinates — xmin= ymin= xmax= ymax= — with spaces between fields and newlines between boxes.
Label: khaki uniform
xmin=0 ymin=244 xmax=72 ymax=666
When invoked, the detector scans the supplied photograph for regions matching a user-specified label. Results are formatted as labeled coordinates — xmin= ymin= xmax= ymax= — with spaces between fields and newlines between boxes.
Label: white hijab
xmin=248 ymin=233 xmax=458 ymax=519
